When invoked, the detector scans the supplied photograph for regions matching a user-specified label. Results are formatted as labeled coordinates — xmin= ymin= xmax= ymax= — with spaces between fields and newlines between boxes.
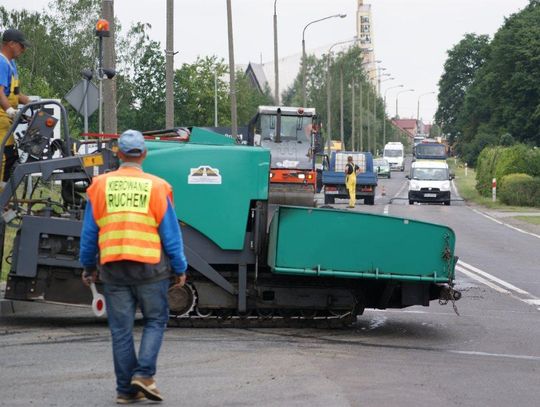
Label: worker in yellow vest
xmin=0 ymin=29 xmax=30 ymax=182
xmin=345 ymin=155 xmax=359 ymax=208
xmin=80 ymin=130 xmax=187 ymax=404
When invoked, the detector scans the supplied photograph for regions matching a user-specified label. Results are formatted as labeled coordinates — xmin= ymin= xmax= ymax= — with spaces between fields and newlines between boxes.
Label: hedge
xmin=498 ymin=173 xmax=540 ymax=207
xmin=475 ymin=144 xmax=540 ymax=196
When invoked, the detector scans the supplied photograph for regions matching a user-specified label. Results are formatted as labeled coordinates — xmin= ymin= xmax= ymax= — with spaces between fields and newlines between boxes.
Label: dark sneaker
xmin=131 ymin=376 xmax=163 ymax=402
xmin=116 ymin=391 xmax=146 ymax=404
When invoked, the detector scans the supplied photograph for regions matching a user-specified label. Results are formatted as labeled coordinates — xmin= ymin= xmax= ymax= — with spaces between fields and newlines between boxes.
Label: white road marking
xmin=471 ymin=208 xmax=540 ymax=239
xmin=449 ymin=350 xmax=540 ymax=362
xmin=450 ymin=179 xmax=459 ymax=197
xmin=456 ymin=264 xmax=510 ymax=294
xmin=458 ymin=260 xmax=530 ymax=296
xmin=394 ymin=180 xmax=408 ymax=198
xmin=456 ymin=260 xmax=540 ymax=310
xmin=383 ymin=205 xmax=389 ymax=215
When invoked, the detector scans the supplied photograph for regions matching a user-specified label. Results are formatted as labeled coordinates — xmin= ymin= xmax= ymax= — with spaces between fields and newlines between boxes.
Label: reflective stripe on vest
xmin=89 ymin=171 xmax=166 ymax=265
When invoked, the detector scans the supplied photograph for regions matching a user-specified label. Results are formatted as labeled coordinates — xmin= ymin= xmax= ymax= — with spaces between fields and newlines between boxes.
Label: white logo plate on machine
xmin=188 ymin=165 xmax=222 ymax=185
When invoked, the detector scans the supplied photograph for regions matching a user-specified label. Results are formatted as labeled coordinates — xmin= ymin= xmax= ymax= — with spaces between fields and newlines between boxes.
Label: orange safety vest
xmin=86 ymin=166 xmax=173 ymax=265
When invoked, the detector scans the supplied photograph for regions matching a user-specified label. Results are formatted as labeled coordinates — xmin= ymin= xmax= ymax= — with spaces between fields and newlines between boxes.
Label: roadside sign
xmin=65 ymin=80 xmax=99 ymax=116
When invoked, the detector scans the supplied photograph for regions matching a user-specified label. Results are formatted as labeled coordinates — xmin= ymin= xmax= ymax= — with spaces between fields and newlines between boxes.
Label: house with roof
xmin=244 ymin=63 xmax=270 ymax=95
xmin=391 ymin=118 xmax=418 ymax=141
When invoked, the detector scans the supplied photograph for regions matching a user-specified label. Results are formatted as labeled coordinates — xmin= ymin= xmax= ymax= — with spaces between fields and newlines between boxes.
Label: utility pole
xmin=373 ymin=85 xmax=377 ymax=153
xmin=273 ymin=0 xmax=279 ymax=105
xmin=359 ymin=82 xmax=363 ymax=151
xmin=102 ymin=0 xmax=116 ymax=134
xmin=367 ymin=89 xmax=370 ymax=153
xmin=165 ymin=0 xmax=174 ymax=128
xmin=351 ymin=77 xmax=355 ymax=151
xmin=340 ymin=65 xmax=344 ymax=147
xmin=226 ymin=0 xmax=238 ymax=138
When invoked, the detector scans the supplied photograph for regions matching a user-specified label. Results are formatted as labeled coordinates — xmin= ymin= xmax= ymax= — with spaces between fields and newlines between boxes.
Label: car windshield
xmin=411 ymin=168 xmax=449 ymax=180
xmin=384 ymin=149 xmax=402 ymax=157
xmin=374 ymin=160 xmax=388 ymax=167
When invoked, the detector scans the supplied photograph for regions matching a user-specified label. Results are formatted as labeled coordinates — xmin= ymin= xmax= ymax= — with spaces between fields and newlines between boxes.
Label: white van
xmin=407 ymin=160 xmax=452 ymax=205
xmin=383 ymin=142 xmax=404 ymax=171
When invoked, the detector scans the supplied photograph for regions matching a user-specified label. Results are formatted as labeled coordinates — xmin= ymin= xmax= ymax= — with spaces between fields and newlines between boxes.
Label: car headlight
xmin=298 ymin=173 xmax=306 ymax=179
xmin=409 ymin=181 xmax=420 ymax=191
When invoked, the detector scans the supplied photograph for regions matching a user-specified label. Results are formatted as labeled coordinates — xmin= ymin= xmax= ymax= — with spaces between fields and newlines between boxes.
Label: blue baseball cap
xmin=118 ymin=129 xmax=146 ymax=157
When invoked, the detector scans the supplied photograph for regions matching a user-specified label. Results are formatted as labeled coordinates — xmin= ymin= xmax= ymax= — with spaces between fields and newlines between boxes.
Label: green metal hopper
xmin=267 ymin=206 xmax=456 ymax=283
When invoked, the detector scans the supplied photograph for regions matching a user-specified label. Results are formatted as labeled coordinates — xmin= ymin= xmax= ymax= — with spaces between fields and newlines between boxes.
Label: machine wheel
xmin=409 ymin=200 xmax=414 ymax=205
xmin=364 ymin=196 xmax=375 ymax=205
xmin=168 ymin=283 xmax=196 ymax=316
xmin=324 ymin=195 xmax=335 ymax=205
xmin=444 ymin=200 xmax=451 ymax=206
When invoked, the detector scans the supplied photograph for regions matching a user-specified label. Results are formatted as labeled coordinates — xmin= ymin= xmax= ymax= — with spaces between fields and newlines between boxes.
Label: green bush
xmin=475 ymin=144 xmax=540 ymax=197
xmin=494 ymin=144 xmax=537 ymax=184
xmin=498 ymin=173 xmax=540 ymax=207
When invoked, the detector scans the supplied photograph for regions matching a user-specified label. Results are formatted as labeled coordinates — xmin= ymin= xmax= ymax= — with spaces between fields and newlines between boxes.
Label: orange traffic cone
xmin=381 ymin=185 xmax=386 ymax=196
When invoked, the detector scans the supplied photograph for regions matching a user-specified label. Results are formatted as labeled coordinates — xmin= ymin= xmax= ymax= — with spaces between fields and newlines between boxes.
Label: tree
xmin=444 ymin=1 xmax=540 ymax=164
xmin=283 ymin=46 xmax=384 ymax=152
xmin=435 ymin=33 xmax=490 ymax=145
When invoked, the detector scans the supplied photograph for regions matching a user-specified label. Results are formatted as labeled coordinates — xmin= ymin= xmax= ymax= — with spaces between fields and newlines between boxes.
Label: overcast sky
xmin=7 ymin=0 xmax=531 ymax=122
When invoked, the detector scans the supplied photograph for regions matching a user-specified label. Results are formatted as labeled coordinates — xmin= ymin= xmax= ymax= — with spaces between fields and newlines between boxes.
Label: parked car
xmin=373 ymin=158 xmax=391 ymax=178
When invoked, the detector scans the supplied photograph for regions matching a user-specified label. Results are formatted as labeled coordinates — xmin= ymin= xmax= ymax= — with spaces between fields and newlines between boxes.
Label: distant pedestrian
xmin=0 ymin=28 xmax=31 ymax=182
xmin=80 ymin=129 xmax=188 ymax=404
xmin=345 ymin=155 xmax=359 ymax=208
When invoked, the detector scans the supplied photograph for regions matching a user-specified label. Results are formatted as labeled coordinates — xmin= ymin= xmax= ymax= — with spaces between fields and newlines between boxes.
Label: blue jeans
xmin=104 ymin=279 xmax=170 ymax=395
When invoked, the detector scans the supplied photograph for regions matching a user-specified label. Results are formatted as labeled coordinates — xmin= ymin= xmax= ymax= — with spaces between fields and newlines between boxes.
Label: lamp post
xmin=273 ymin=0 xmax=279 ymax=105
xmin=226 ymin=0 xmax=238 ymax=137
xmin=417 ymin=91 xmax=435 ymax=122
xmin=326 ymin=38 xmax=357 ymax=150
xmin=358 ymin=59 xmax=377 ymax=152
xmin=395 ymin=88 xmax=414 ymax=119
xmin=364 ymin=67 xmax=381 ymax=154
xmin=383 ymin=84 xmax=404 ymax=145
xmin=302 ymin=13 xmax=346 ymax=107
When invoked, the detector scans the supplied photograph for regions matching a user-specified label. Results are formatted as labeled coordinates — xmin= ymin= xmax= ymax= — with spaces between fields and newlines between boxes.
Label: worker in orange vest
xmin=80 ymin=129 xmax=187 ymax=404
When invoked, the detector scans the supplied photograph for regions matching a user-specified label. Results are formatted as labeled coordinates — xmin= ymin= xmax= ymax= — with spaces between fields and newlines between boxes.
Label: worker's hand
xmin=5 ymin=107 xmax=18 ymax=120
xmin=81 ymin=268 xmax=97 ymax=287
xmin=172 ymin=273 xmax=186 ymax=288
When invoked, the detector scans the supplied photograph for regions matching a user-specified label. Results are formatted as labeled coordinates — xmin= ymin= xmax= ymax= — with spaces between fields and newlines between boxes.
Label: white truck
xmin=383 ymin=142 xmax=404 ymax=171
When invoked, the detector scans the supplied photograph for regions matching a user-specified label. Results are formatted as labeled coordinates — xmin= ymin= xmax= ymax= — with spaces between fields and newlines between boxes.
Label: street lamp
xmin=358 ymin=59 xmax=376 ymax=151
xmin=302 ymin=13 xmax=346 ymax=107
xmin=326 ymin=37 xmax=357 ymax=149
xmin=273 ymin=0 xmax=279 ymax=105
xmin=417 ymin=91 xmax=435 ymax=122
xmin=395 ymin=88 xmax=414 ymax=118
xmin=364 ymin=66 xmax=381 ymax=154
xmin=383 ymin=84 xmax=404 ymax=146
